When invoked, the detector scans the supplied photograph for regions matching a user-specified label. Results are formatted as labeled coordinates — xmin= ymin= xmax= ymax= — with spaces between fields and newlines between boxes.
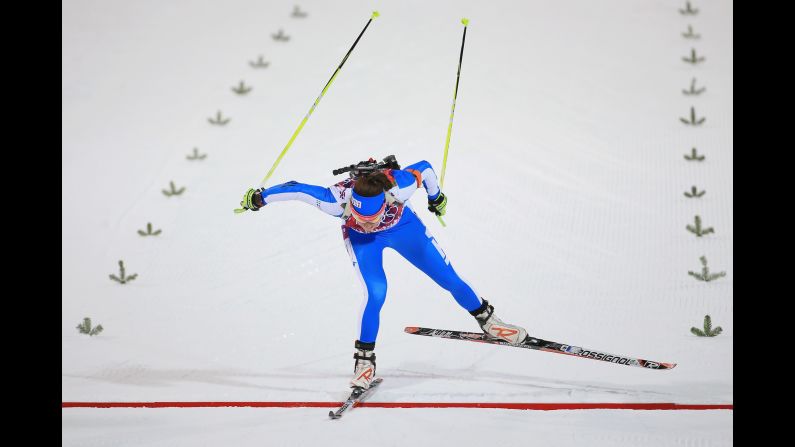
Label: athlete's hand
xmin=241 ymin=188 xmax=266 ymax=211
xmin=427 ymin=192 xmax=447 ymax=216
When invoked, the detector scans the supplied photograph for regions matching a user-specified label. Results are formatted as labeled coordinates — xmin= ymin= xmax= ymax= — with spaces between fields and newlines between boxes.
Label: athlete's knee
xmin=365 ymin=281 xmax=388 ymax=306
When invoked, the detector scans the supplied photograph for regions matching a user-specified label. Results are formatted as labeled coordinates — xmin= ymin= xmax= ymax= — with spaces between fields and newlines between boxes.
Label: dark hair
xmin=353 ymin=172 xmax=393 ymax=197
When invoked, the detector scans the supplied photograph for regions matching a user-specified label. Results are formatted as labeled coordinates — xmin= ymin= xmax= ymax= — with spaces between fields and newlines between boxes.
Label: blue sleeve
xmin=260 ymin=181 xmax=344 ymax=217
xmin=403 ymin=160 xmax=441 ymax=200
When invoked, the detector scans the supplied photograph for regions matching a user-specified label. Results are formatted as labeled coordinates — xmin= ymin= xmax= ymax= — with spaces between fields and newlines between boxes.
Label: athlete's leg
xmin=344 ymin=229 xmax=388 ymax=344
xmin=387 ymin=214 xmax=529 ymax=344
xmin=386 ymin=212 xmax=482 ymax=312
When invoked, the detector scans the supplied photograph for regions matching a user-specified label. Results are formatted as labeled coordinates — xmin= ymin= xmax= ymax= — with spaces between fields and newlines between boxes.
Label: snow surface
xmin=63 ymin=0 xmax=732 ymax=445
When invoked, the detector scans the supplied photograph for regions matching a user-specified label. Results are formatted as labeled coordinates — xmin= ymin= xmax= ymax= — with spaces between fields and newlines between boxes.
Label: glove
xmin=241 ymin=188 xmax=265 ymax=211
xmin=427 ymin=192 xmax=447 ymax=216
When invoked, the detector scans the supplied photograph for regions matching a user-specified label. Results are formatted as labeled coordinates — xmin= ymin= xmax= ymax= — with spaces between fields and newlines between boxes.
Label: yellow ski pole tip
xmin=461 ymin=18 xmax=469 ymax=26
xmin=372 ymin=11 xmax=380 ymax=18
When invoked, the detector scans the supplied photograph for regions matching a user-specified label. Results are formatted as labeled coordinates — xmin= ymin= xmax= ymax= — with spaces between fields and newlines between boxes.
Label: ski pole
xmin=436 ymin=17 xmax=469 ymax=227
xmin=235 ymin=11 xmax=380 ymax=214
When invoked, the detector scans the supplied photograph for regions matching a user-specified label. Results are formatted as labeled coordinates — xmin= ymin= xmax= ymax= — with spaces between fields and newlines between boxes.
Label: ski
xmin=328 ymin=377 xmax=384 ymax=419
xmin=405 ymin=327 xmax=676 ymax=370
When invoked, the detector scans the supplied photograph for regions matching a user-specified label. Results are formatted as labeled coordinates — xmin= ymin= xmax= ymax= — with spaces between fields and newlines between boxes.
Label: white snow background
xmin=62 ymin=0 xmax=732 ymax=445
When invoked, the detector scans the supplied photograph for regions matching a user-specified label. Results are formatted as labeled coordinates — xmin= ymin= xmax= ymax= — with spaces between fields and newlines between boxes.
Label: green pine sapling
xmin=109 ymin=260 xmax=138 ymax=284
xmin=691 ymin=315 xmax=722 ymax=337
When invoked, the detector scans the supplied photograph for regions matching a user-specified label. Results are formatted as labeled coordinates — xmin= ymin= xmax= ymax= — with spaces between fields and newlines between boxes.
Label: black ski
xmin=405 ymin=327 xmax=676 ymax=370
xmin=328 ymin=377 xmax=384 ymax=419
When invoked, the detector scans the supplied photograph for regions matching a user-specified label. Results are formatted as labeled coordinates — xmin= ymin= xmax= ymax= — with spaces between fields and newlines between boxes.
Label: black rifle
xmin=332 ymin=155 xmax=400 ymax=178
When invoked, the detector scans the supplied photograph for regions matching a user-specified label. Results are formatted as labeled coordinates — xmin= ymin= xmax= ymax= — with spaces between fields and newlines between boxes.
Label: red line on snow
xmin=62 ymin=402 xmax=732 ymax=410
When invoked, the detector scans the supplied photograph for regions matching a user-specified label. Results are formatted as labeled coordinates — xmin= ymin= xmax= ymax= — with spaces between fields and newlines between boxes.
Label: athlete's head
xmin=351 ymin=172 xmax=391 ymax=232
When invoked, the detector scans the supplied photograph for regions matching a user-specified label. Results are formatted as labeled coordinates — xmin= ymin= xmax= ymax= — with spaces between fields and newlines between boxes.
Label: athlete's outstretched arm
xmin=390 ymin=160 xmax=442 ymax=203
xmin=258 ymin=181 xmax=344 ymax=217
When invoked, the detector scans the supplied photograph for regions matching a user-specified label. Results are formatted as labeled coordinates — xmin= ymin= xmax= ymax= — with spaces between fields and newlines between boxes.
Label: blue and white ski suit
xmin=259 ymin=160 xmax=482 ymax=343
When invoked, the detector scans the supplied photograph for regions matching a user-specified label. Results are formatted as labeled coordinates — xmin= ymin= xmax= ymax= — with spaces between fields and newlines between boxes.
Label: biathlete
xmin=240 ymin=157 xmax=528 ymax=389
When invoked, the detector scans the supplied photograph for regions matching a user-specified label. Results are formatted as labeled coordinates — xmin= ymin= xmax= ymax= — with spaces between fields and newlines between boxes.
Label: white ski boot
xmin=350 ymin=340 xmax=376 ymax=389
xmin=470 ymin=299 xmax=528 ymax=345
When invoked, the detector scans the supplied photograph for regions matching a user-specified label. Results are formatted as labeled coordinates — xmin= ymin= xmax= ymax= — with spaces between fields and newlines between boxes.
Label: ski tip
xmin=371 ymin=10 xmax=380 ymax=19
xmin=461 ymin=18 xmax=470 ymax=26
xmin=404 ymin=326 xmax=420 ymax=334
xmin=664 ymin=363 xmax=677 ymax=369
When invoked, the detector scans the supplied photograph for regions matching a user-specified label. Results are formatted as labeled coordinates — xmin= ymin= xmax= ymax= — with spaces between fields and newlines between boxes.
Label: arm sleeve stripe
xmin=406 ymin=169 xmax=423 ymax=187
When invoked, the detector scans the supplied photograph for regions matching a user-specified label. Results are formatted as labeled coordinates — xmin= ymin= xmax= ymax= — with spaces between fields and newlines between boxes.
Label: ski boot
xmin=350 ymin=340 xmax=376 ymax=389
xmin=470 ymin=299 xmax=528 ymax=345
